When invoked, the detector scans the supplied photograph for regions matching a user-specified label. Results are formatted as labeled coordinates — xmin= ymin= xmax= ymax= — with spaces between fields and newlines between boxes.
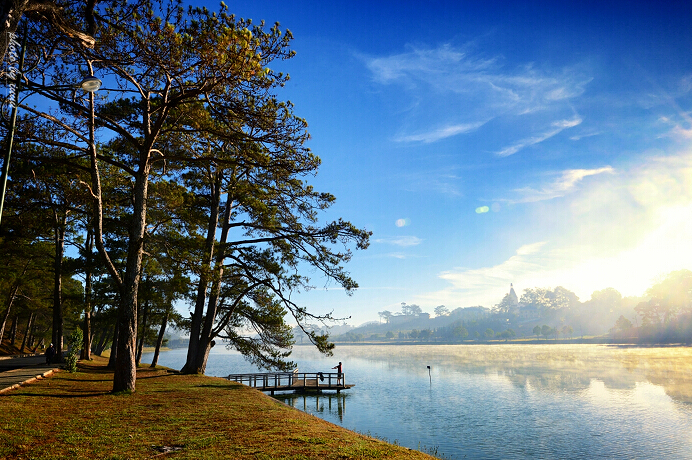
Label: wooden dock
xmin=226 ymin=371 xmax=354 ymax=395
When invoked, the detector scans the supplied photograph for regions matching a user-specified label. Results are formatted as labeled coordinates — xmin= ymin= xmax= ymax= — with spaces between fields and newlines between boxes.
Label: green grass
xmin=0 ymin=357 xmax=437 ymax=459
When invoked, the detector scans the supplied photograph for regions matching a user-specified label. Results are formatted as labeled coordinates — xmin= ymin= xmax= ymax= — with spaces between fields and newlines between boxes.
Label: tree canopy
xmin=0 ymin=0 xmax=369 ymax=391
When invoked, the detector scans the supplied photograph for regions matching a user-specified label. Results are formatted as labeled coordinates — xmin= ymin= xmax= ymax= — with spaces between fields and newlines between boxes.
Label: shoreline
xmin=0 ymin=356 xmax=438 ymax=459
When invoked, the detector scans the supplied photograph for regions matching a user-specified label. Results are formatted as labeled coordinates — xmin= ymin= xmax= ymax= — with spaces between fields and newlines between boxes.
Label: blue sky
xmin=218 ymin=1 xmax=692 ymax=325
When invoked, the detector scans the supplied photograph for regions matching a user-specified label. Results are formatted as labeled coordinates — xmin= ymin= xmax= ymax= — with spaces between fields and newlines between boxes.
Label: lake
xmin=142 ymin=344 xmax=692 ymax=459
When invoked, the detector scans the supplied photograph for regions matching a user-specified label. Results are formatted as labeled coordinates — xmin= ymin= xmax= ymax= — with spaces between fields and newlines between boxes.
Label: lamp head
xmin=77 ymin=76 xmax=102 ymax=93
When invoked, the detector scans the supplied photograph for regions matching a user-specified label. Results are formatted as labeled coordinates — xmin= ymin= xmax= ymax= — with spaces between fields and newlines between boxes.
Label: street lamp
xmin=77 ymin=76 xmax=102 ymax=93
xmin=0 ymin=47 xmax=101 ymax=226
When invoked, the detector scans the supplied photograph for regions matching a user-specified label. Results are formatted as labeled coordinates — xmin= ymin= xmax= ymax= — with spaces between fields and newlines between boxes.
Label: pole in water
xmin=427 ymin=365 xmax=431 ymax=385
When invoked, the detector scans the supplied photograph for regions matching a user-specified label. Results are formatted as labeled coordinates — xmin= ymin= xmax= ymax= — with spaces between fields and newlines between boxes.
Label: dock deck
xmin=227 ymin=372 xmax=354 ymax=395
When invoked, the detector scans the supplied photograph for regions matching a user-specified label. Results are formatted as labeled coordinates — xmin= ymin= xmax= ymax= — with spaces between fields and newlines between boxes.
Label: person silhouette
xmin=332 ymin=361 xmax=343 ymax=384
xmin=45 ymin=343 xmax=56 ymax=364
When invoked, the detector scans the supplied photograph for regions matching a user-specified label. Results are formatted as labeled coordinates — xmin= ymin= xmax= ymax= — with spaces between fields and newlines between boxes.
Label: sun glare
xmin=539 ymin=203 xmax=692 ymax=300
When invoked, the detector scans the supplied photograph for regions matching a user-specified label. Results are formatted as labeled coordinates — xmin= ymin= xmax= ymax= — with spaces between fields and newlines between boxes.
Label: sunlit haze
xmin=215 ymin=1 xmax=692 ymax=325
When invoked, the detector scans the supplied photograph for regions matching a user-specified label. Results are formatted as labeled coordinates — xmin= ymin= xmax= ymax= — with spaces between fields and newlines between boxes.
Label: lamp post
xmin=0 ymin=38 xmax=101 ymax=226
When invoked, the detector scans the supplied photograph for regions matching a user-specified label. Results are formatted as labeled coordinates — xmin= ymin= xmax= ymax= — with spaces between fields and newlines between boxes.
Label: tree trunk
xmin=112 ymin=227 xmax=141 ymax=391
xmin=82 ymin=306 xmax=92 ymax=359
xmin=10 ymin=314 xmax=17 ymax=346
xmin=181 ymin=170 xmax=222 ymax=374
xmin=27 ymin=321 xmax=35 ymax=348
xmin=93 ymin=328 xmax=103 ymax=354
xmin=107 ymin=321 xmax=118 ymax=369
xmin=112 ymin=151 xmax=151 ymax=392
xmin=81 ymin=227 xmax=93 ymax=360
xmin=150 ymin=309 xmax=169 ymax=368
xmin=94 ymin=325 xmax=109 ymax=355
xmin=20 ymin=312 xmax=33 ymax=353
xmin=0 ymin=284 xmax=19 ymax=344
xmin=32 ymin=337 xmax=44 ymax=353
xmin=136 ymin=297 xmax=149 ymax=366
xmin=52 ymin=211 xmax=65 ymax=362
xmin=193 ymin=178 xmax=235 ymax=374
xmin=84 ymin=89 xmax=144 ymax=393
xmin=0 ymin=305 xmax=10 ymax=345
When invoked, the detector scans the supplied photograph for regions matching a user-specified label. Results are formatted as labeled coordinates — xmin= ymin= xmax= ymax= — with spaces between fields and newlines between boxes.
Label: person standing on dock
xmin=332 ymin=361 xmax=343 ymax=384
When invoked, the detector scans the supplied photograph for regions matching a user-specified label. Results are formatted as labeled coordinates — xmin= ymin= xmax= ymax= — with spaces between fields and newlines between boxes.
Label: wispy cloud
xmin=374 ymin=236 xmax=423 ymax=247
xmin=659 ymin=116 xmax=692 ymax=141
xmin=507 ymin=166 xmax=615 ymax=203
xmin=366 ymin=44 xmax=494 ymax=85
xmin=395 ymin=121 xmax=487 ymax=143
xmin=363 ymin=42 xmax=590 ymax=146
xmin=496 ymin=117 xmax=583 ymax=156
xmin=438 ymin=242 xmax=548 ymax=291
xmin=392 ymin=167 xmax=465 ymax=197
xmin=569 ymin=130 xmax=602 ymax=141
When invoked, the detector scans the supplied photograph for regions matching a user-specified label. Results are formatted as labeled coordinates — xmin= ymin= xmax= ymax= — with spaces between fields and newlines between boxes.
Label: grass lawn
xmin=0 ymin=356 xmax=436 ymax=459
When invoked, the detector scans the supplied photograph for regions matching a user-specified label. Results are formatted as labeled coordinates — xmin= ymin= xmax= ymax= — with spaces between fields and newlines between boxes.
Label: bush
xmin=65 ymin=329 xmax=83 ymax=373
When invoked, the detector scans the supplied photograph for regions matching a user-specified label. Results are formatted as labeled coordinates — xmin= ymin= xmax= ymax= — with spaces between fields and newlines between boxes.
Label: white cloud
xmin=508 ymin=166 xmax=615 ymax=203
xmin=395 ymin=121 xmax=487 ymax=143
xmin=374 ymin=236 xmax=423 ymax=247
xmin=364 ymin=42 xmax=590 ymax=146
xmin=569 ymin=130 xmax=602 ymax=141
xmin=438 ymin=242 xmax=547 ymax=290
xmin=365 ymin=43 xmax=493 ymax=85
xmin=516 ymin=242 xmax=546 ymax=255
xmin=496 ymin=117 xmax=583 ymax=157
xmin=669 ymin=123 xmax=692 ymax=140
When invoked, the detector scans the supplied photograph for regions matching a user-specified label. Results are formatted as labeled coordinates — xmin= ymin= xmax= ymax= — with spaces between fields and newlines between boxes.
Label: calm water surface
xmin=142 ymin=344 xmax=692 ymax=459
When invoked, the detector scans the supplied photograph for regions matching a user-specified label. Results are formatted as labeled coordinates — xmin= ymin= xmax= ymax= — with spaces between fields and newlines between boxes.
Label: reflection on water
xmin=275 ymin=393 xmax=349 ymax=422
xmin=143 ymin=344 xmax=692 ymax=459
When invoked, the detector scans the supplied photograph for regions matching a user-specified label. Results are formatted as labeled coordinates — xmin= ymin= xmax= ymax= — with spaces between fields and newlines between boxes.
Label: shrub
xmin=65 ymin=329 xmax=83 ymax=373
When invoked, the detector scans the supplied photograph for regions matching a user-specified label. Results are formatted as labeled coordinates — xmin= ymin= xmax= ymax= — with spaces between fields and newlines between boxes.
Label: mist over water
xmin=143 ymin=344 xmax=692 ymax=459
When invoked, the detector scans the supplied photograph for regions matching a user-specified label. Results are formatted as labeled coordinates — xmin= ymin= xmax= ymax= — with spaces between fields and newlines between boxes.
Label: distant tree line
xmin=337 ymin=270 xmax=692 ymax=344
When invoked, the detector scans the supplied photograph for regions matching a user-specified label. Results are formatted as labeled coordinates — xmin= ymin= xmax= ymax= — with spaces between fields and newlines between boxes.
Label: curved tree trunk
xmin=135 ymin=296 xmax=149 ymax=366
xmin=150 ymin=309 xmax=169 ymax=368
xmin=192 ymin=176 xmax=237 ymax=374
xmin=0 ymin=284 xmax=18 ymax=344
xmin=181 ymin=169 xmax=222 ymax=374
xmin=0 ymin=305 xmax=9 ymax=345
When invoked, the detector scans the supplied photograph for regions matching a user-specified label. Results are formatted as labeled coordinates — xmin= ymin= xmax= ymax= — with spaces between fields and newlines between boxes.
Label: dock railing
xmin=226 ymin=371 xmax=347 ymax=393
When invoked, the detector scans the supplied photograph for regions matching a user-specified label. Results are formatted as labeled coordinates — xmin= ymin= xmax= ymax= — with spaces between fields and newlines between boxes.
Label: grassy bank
xmin=0 ymin=357 xmax=436 ymax=460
